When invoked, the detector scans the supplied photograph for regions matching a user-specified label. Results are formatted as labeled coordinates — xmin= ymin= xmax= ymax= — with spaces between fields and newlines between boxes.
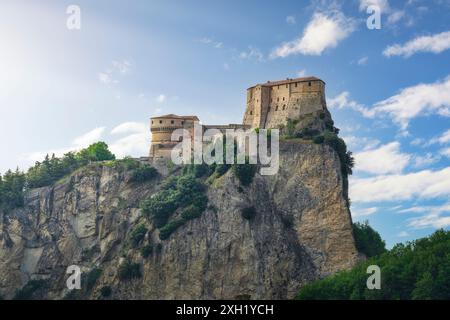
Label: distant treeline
xmin=0 ymin=142 xmax=115 ymax=212
xmin=296 ymin=226 xmax=450 ymax=300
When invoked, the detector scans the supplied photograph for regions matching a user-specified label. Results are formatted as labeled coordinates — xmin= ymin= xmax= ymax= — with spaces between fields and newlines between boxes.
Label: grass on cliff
xmin=296 ymin=228 xmax=450 ymax=300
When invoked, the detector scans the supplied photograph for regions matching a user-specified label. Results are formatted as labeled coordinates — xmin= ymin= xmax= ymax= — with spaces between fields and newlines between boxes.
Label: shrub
xmin=131 ymin=165 xmax=157 ymax=182
xmin=140 ymin=244 xmax=153 ymax=258
xmin=118 ymin=260 xmax=141 ymax=280
xmin=241 ymin=206 xmax=257 ymax=220
xmin=100 ymin=286 xmax=112 ymax=298
xmin=141 ymin=189 xmax=179 ymax=228
xmin=215 ymin=164 xmax=231 ymax=177
xmin=353 ymin=221 xmax=386 ymax=258
xmin=233 ymin=163 xmax=257 ymax=186
xmin=13 ymin=280 xmax=47 ymax=300
xmin=141 ymin=173 xmax=209 ymax=240
xmin=85 ymin=268 xmax=102 ymax=291
xmin=181 ymin=204 xmax=203 ymax=220
xmin=128 ymin=224 xmax=148 ymax=248
xmin=313 ymin=135 xmax=325 ymax=144
xmin=159 ymin=218 xmax=185 ymax=240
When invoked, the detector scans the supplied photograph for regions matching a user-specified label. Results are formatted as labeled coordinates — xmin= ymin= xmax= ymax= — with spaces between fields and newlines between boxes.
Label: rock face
xmin=0 ymin=141 xmax=358 ymax=300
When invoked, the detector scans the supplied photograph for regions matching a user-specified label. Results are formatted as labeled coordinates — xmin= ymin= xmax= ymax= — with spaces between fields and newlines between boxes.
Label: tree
xmin=353 ymin=221 xmax=386 ymax=258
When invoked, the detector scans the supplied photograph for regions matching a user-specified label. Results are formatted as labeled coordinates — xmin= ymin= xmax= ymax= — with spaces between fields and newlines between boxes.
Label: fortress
xmin=149 ymin=76 xmax=328 ymax=158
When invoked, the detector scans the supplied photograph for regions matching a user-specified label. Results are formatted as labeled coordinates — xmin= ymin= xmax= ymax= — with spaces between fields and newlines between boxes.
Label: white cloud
xmin=98 ymin=59 xmax=132 ymax=85
xmin=297 ymin=69 xmax=307 ymax=77
xmin=342 ymin=135 xmax=380 ymax=151
xmin=111 ymin=122 xmax=147 ymax=135
xmin=223 ymin=63 xmax=230 ymax=71
xmin=441 ymin=147 xmax=450 ymax=158
xmin=156 ymin=94 xmax=166 ymax=103
xmin=369 ymin=77 xmax=450 ymax=131
xmin=271 ymin=11 xmax=355 ymax=58
xmin=336 ymin=78 xmax=450 ymax=132
xmin=413 ymin=153 xmax=441 ymax=168
xmin=359 ymin=0 xmax=390 ymax=12
xmin=357 ymin=56 xmax=369 ymax=66
xmin=72 ymin=127 xmax=106 ymax=148
xmin=387 ymin=10 xmax=405 ymax=24
xmin=23 ymin=127 xmax=106 ymax=166
xmin=397 ymin=231 xmax=409 ymax=237
xmin=352 ymin=207 xmax=378 ymax=218
xmin=354 ymin=142 xmax=410 ymax=174
xmin=350 ymin=167 xmax=450 ymax=203
xmin=109 ymin=122 xmax=149 ymax=159
xmin=112 ymin=60 xmax=132 ymax=74
xmin=199 ymin=37 xmax=223 ymax=49
xmin=359 ymin=0 xmax=407 ymax=26
xmin=239 ymin=46 xmax=264 ymax=62
xmin=431 ymin=128 xmax=450 ymax=145
xmin=401 ymin=204 xmax=450 ymax=229
xmin=98 ymin=72 xmax=114 ymax=85
xmin=286 ymin=16 xmax=296 ymax=25
xmin=383 ymin=31 xmax=450 ymax=58
xmin=328 ymin=91 xmax=373 ymax=117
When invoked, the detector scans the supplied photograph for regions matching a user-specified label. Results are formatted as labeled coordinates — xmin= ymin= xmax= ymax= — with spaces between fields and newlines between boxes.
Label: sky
xmin=0 ymin=0 xmax=450 ymax=247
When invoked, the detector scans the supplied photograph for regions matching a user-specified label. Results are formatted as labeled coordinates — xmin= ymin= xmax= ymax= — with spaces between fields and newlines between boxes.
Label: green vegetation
xmin=85 ymin=268 xmax=102 ymax=291
xmin=233 ymin=162 xmax=257 ymax=186
xmin=0 ymin=169 xmax=25 ymax=211
xmin=140 ymin=244 xmax=153 ymax=258
xmin=128 ymin=224 xmax=148 ymax=248
xmin=353 ymin=221 xmax=386 ymax=258
xmin=118 ymin=259 xmax=142 ymax=280
xmin=13 ymin=280 xmax=47 ymax=300
xmin=296 ymin=229 xmax=450 ymax=300
xmin=0 ymin=142 xmax=116 ymax=213
xmin=131 ymin=164 xmax=158 ymax=182
xmin=141 ymin=172 xmax=209 ymax=240
xmin=241 ymin=206 xmax=257 ymax=220
xmin=100 ymin=286 xmax=112 ymax=298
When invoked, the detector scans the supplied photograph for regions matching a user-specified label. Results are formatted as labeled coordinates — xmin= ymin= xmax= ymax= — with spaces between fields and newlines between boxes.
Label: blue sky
xmin=1 ymin=0 xmax=450 ymax=247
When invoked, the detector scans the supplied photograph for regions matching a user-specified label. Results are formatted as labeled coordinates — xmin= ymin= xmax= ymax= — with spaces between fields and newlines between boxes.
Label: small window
xmin=171 ymin=120 xmax=174 ymax=124
xmin=257 ymin=99 xmax=259 ymax=103
xmin=286 ymin=84 xmax=288 ymax=88
xmin=277 ymin=97 xmax=279 ymax=102
xmin=181 ymin=121 xmax=184 ymax=125
xmin=283 ymin=97 xmax=285 ymax=101
xmin=283 ymin=105 xmax=286 ymax=110
xmin=295 ymin=83 xmax=298 ymax=87
xmin=151 ymin=121 xmax=153 ymax=124
xmin=308 ymin=82 xmax=311 ymax=87
xmin=275 ymin=106 xmax=279 ymax=111
xmin=159 ymin=120 xmax=162 ymax=124
xmin=250 ymin=111 xmax=253 ymax=115
xmin=277 ymin=85 xmax=280 ymax=89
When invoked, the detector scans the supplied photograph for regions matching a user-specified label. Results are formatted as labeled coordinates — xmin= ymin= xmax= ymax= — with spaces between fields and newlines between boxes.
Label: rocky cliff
xmin=0 ymin=140 xmax=358 ymax=300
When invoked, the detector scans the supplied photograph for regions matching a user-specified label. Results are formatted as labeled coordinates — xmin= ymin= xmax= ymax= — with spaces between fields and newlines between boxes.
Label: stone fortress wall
xmin=149 ymin=76 xmax=327 ymax=158
xmin=243 ymin=77 xmax=327 ymax=129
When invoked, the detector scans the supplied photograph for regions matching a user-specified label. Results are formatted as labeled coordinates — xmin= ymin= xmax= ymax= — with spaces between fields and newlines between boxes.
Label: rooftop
xmin=151 ymin=114 xmax=200 ymax=120
xmin=248 ymin=76 xmax=324 ymax=90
